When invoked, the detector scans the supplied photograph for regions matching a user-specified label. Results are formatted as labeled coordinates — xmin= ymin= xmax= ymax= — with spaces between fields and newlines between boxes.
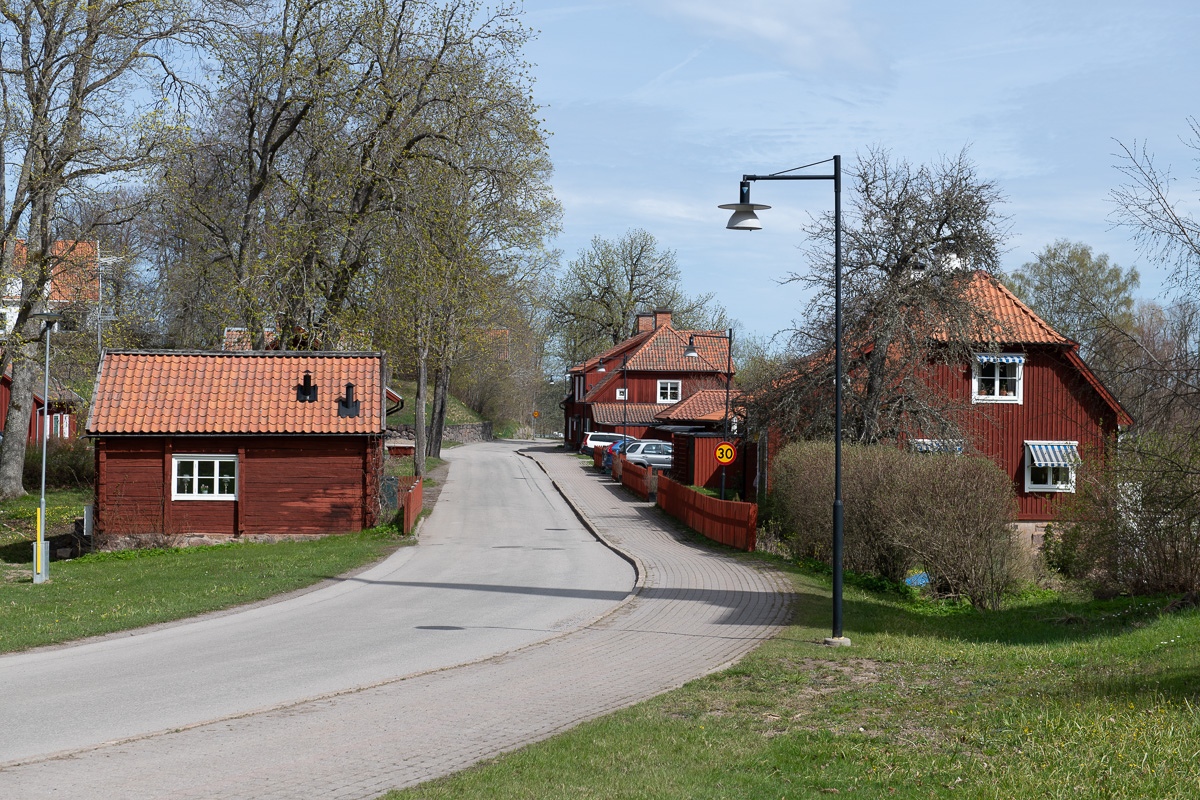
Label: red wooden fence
xmin=399 ymin=476 xmax=423 ymax=534
xmin=619 ymin=457 xmax=649 ymax=500
xmin=656 ymin=474 xmax=757 ymax=552
xmin=592 ymin=445 xmax=605 ymax=470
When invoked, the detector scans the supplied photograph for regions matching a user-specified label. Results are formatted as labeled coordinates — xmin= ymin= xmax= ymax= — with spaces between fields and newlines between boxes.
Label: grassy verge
xmin=0 ymin=524 xmax=409 ymax=653
xmin=384 ymin=455 xmax=446 ymax=478
xmin=385 ymin=557 xmax=1200 ymax=799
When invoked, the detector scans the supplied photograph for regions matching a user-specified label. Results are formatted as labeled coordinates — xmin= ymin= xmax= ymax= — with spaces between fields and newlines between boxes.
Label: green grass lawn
xmin=0 ymin=489 xmax=409 ymax=653
xmin=387 ymin=381 xmax=483 ymax=428
xmin=386 ymin=556 xmax=1200 ymax=800
xmin=384 ymin=455 xmax=446 ymax=478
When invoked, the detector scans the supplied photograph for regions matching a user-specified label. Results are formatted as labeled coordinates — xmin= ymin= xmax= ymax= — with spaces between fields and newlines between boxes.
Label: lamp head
xmin=596 ymin=358 xmax=606 ymax=373
xmin=719 ymin=181 xmax=769 ymax=230
xmin=683 ymin=336 xmax=699 ymax=358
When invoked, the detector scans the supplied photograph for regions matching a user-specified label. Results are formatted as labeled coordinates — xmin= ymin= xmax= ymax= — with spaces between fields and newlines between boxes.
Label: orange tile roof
xmin=654 ymin=388 xmax=738 ymax=422
xmin=3 ymin=240 xmax=100 ymax=305
xmin=87 ymin=351 xmax=385 ymax=435
xmin=956 ymin=271 xmax=1072 ymax=345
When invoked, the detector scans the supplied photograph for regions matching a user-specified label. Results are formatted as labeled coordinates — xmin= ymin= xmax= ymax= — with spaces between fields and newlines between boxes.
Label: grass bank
xmin=386 ymin=557 xmax=1200 ymax=799
xmin=386 ymin=381 xmax=483 ymax=428
xmin=0 ymin=519 xmax=409 ymax=653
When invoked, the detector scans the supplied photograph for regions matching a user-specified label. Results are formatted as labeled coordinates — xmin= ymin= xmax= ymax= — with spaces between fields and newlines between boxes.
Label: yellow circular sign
xmin=533 ymin=411 xmax=540 ymax=418
xmin=715 ymin=442 xmax=736 ymax=465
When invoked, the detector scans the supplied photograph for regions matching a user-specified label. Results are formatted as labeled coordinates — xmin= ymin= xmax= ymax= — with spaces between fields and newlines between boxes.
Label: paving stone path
xmin=0 ymin=443 xmax=791 ymax=799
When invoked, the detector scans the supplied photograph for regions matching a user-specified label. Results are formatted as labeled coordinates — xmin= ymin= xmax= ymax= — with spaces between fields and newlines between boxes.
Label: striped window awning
xmin=977 ymin=354 xmax=1025 ymax=364
xmin=1027 ymin=442 xmax=1080 ymax=467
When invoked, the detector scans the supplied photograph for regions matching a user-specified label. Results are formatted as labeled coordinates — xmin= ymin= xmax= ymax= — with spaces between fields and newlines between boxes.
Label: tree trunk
xmin=429 ymin=360 xmax=450 ymax=458
xmin=0 ymin=340 xmax=40 ymax=499
xmin=413 ymin=346 xmax=428 ymax=477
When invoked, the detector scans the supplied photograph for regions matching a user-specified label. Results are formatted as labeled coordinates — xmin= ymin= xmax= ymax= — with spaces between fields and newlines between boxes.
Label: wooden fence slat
xmin=656 ymin=475 xmax=757 ymax=551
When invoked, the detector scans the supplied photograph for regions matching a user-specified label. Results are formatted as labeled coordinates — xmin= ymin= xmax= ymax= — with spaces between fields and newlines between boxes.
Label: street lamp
xmin=30 ymin=311 xmax=65 ymax=584
xmin=719 ymin=156 xmax=849 ymax=647
xmin=684 ymin=328 xmax=733 ymax=500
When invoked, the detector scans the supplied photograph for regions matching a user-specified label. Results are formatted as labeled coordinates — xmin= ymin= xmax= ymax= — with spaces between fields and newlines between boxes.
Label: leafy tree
xmin=1003 ymin=239 xmax=1139 ymax=361
xmin=0 ymin=0 xmax=209 ymax=498
xmin=548 ymin=228 xmax=729 ymax=368
xmin=744 ymin=147 xmax=1008 ymax=445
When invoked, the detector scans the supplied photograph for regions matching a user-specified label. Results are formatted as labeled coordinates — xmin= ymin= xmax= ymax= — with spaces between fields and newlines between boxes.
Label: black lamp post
xmin=684 ymin=329 xmax=733 ymax=500
xmin=719 ymin=156 xmax=849 ymax=647
xmin=620 ymin=353 xmax=629 ymax=441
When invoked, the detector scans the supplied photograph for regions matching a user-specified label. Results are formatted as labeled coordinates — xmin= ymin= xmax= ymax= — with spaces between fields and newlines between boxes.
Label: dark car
xmin=603 ymin=438 xmax=637 ymax=472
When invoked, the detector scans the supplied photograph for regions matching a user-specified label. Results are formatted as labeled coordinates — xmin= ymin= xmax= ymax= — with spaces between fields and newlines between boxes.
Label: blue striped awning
xmin=977 ymin=354 xmax=1025 ymax=364
xmin=1027 ymin=442 xmax=1080 ymax=468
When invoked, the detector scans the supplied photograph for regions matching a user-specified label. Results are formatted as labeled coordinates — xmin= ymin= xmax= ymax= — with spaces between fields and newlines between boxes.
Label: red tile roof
xmin=569 ymin=324 xmax=731 ymax=376
xmin=591 ymin=403 xmax=664 ymax=426
xmin=222 ymin=326 xmax=279 ymax=351
xmin=87 ymin=351 xmax=385 ymax=435
xmin=654 ymin=388 xmax=738 ymax=422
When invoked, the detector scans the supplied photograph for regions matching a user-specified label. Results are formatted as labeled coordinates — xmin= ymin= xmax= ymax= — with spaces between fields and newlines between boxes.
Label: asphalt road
xmin=0 ymin=441 xmax=634 ymax=763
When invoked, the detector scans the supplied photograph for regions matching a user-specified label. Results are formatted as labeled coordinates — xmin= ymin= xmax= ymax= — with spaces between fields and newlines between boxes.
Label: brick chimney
xmin=635 ymin=313 xmax=654 ymax=333
xmin=653 ymin=308 xmax=672 ymax=329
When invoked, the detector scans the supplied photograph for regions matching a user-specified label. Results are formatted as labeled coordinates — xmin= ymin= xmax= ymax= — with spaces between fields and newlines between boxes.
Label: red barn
xmin=86 ymin=350 xmax=386 ymax=541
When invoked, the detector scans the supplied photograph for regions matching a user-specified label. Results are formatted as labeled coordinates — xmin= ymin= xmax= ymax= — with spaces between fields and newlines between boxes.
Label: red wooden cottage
xmin=918 ymin=272 xmax=1131 ymax=528
xmin=86 ymin=350 xmax=386 ymax=540
xmin=562 ymin=309 xmax=732 ymax=449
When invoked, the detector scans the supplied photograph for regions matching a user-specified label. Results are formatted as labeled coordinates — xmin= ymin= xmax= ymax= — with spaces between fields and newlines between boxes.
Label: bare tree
xmin=742 ymin=147 xmax=1009 ymax=445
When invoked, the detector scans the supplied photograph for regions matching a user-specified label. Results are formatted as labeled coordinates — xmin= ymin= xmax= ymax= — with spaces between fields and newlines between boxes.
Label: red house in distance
xmin=562 ymin=309 xmax=732 ymax=449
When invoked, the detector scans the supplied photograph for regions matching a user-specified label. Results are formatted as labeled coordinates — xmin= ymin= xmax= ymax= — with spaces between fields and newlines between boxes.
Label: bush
xmin=768 ymin=440 xmax=1019 ymax=609
xmin=1056 ymin=433 xmax=1200 ymax=596
xmin=23 ymin=437 xmax=95 ymax=489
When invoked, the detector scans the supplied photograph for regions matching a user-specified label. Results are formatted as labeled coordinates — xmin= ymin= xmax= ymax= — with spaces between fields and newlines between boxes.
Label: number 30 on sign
xmin=714 ymin=442 xmax=736 ymax=465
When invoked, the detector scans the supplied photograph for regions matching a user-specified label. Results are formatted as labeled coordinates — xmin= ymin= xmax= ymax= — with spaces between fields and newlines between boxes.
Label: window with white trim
xmin=173 ymin=455 xmax=238 ymax=500
xmin=1025 ymin=441 xmax=1079 ymax=493
xmin=657 ymin=380 xmax=681 ymax=403
xmin=910 ymin=438 xmax=964 ymax=454
xmin=972 ymin=354 xmax=1024 ymax=403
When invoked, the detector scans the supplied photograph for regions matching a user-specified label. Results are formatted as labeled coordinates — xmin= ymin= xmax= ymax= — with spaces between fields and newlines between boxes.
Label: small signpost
xmin=715 ymin=441 xmax=736 ymax=465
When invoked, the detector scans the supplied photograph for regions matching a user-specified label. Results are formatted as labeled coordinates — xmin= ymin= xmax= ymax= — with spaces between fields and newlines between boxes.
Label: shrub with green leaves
xmin=23 ymin=436 xmax=94 ymax=489
xmin=1056 ymin=432 xmax=1200 ymax=596
xmin=768 ymin=440 xmax=1018 ymax=609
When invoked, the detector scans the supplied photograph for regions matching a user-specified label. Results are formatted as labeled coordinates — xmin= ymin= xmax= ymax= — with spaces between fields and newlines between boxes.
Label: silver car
xmin=624 ymin=440 xmax=673 ymax=469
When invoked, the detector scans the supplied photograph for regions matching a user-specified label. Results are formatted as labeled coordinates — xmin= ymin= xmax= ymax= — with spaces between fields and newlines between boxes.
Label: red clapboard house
xmin=86 ymin=350 xmax=386 ymax=540
xmin=762 ymin=271 xmax=1130 ymax=531
xmin=562 ymin=309 xmax=732 ymax=449
xmin=0 ymin=366 xmax=84 ymax=443
xmin=917 ymin=271 xmax=1131 ymax=528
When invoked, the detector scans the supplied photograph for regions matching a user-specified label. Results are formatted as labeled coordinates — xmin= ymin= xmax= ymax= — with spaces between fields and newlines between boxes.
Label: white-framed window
xmin=1025 ymin=441 xmax=1079 ymax=493
xmin=910 ymin=438 xmax=964 ymax=454
xmin=615 ymin=388 xmax=627 ymax=400
xmin=657 ymin=380 xmax=681 ymax=403
xmin=173 ymin=455 xmax=238 ymax=501
xmin=972 ymin=354 xmax=1024 ymax=404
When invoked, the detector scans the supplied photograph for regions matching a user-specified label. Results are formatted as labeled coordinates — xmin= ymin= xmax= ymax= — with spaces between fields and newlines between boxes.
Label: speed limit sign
xmin=714 ymin=441 xmax=736 ymax=465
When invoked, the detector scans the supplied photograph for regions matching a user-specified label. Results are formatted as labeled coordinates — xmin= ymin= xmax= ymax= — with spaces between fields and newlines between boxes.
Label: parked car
xmin=624 ymin=440 xmax=673 ymax=470
xmin=603 ymin=438 xmax=638 ymax=471
xmin=580 ymin=431 xmax=633 ymax=453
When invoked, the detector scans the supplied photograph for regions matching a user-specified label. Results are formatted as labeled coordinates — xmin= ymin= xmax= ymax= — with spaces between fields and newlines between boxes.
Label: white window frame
xmin=615 ymin=388 xmax=627 ymax=400
xmin=657 ymin=380 xmax=681 ymax=404
xmin=172 ymin=454 xmax=239 ymax=501
xmin=910 ymin=438 xmax=964 ymax=454
xmin=972 ymin=354 xmax=1024 ymax=404
xmin=1024 ymin=441 xmax=1078 ymax=493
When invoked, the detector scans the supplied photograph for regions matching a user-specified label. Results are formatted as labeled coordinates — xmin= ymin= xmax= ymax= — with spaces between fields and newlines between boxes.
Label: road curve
xmin=0 ymin=441 xmax=791 ymax=799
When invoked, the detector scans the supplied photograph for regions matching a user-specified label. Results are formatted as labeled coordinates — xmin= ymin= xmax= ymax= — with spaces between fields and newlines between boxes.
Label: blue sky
xmin=521 ymin=0 xmax=1200 ymax=341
